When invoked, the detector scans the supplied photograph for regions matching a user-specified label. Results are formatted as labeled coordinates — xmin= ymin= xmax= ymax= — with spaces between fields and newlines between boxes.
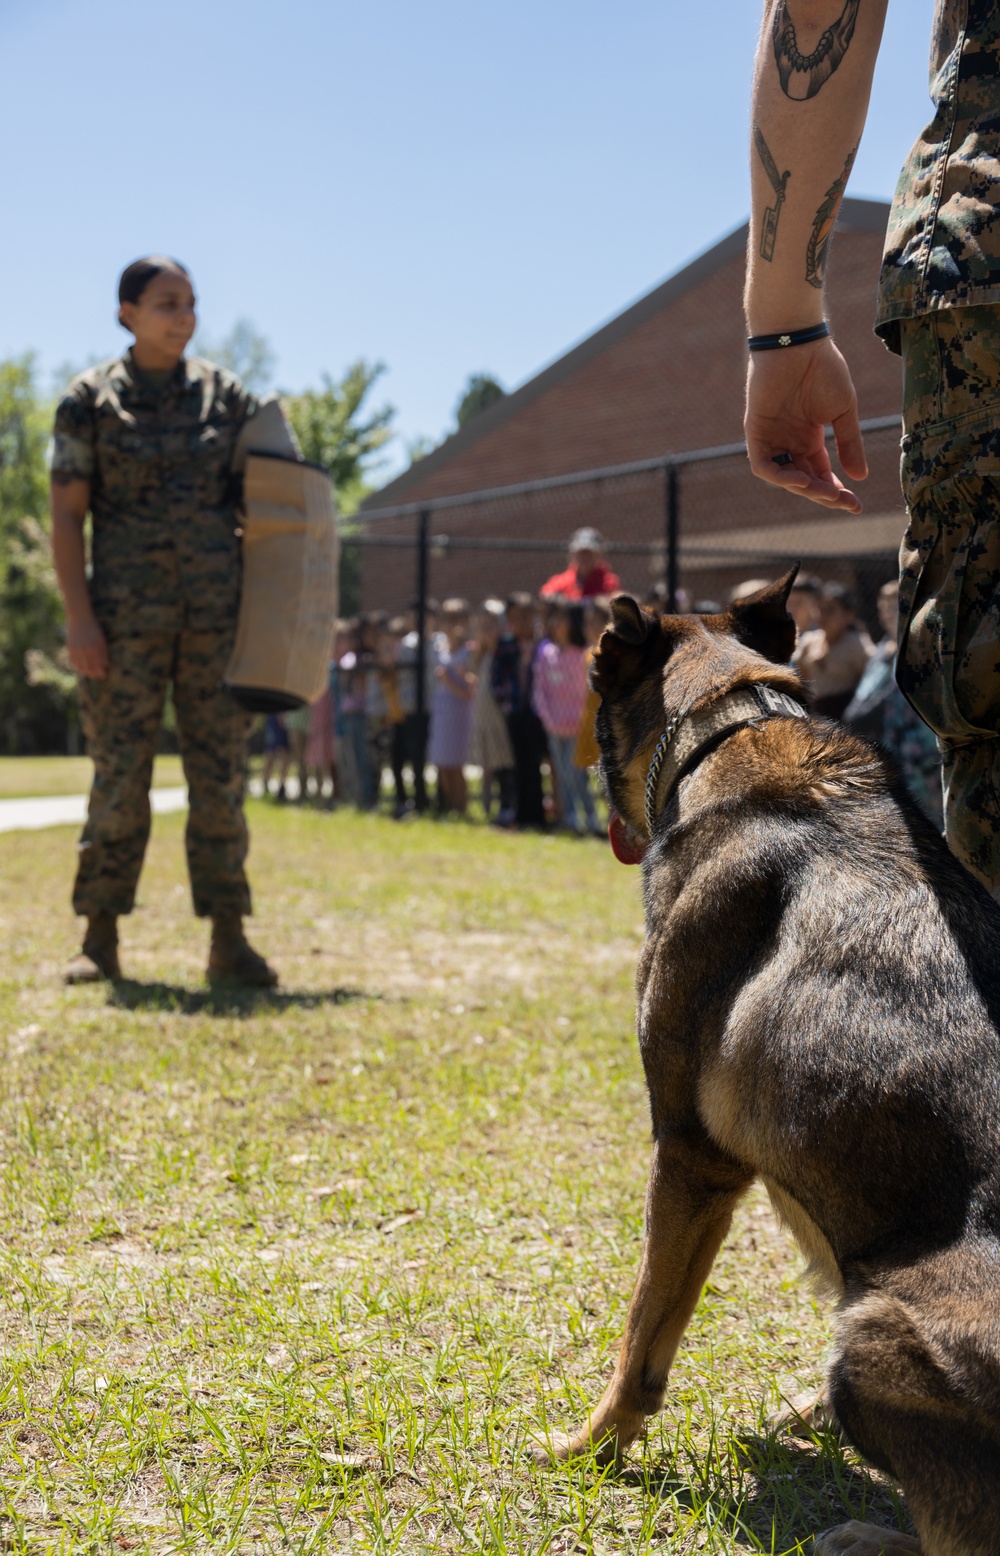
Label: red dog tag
xmin=609 ymin=811 xmax=646 ymax=865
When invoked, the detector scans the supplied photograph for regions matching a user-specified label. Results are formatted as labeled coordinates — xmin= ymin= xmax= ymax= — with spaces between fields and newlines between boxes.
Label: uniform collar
xmin=121 ymin=347 xmax=190 ymax=397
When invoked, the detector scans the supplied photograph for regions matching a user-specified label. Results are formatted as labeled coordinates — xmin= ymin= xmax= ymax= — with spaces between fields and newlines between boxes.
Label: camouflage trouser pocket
xmin=898 ymin=447 xmax=1000 ymax=893
xmin=898 ymin=312 xmax=1000 ymax=891
xmin=897 ymin=443 xmax=1000 ymax=745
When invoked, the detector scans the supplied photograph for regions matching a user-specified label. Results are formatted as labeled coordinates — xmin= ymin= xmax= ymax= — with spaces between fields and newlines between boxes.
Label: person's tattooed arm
xmin=744 ymin=0 xmax=889 ymax=516
xmin=746 ymin=0 xmax=886 ymax=330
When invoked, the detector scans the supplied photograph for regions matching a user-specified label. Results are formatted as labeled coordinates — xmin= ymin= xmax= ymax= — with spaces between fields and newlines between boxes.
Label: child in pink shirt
xmin=532 ymin=601 xmax=600 ymax=835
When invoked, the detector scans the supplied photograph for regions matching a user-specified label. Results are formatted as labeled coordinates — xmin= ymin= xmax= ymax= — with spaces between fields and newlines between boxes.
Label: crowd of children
xmin=256 ymin=593 xmax=612 ymax=833
xmin=255 ymin=570 xmax=944 ymax=834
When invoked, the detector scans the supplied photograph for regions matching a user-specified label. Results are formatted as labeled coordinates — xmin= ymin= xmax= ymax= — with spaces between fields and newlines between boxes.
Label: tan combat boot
xmin=65 ymin=910 xmax=121 ymax=984
xmin=207 ymin=913 xmax=278 ymax=988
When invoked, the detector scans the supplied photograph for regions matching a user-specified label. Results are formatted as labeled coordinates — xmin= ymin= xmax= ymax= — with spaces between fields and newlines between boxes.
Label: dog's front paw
xmin=813 ymin=1521 xmax=921 ymax=1554
xmin=529 ymin=1426 xmax=620 ymax=1466
xmin=530 ymin=1405 xmax=647 ymax=1466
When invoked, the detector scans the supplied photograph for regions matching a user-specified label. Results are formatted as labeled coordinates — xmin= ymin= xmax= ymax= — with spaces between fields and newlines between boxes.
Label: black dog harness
xmin=643 ymin=683 xmax=809 ymax=838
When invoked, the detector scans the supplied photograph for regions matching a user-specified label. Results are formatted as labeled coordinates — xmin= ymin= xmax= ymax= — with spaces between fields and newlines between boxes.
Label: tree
xmin=283 ymin=361 xmax=395 ymax=614
xmin=0 ymin=355 xmax=75 ymax=752
xmin=194 ymin=318 xmax=276 ymax=394
xmin=455 ymin=372 xmax=505 ymax=428
xmin=405 ymin=434 xmax=438 ymax=467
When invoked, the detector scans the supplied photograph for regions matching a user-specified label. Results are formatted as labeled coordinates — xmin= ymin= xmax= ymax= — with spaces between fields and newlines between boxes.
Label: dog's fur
xmin=542 ymin=573 xmax=1000 ymax=1555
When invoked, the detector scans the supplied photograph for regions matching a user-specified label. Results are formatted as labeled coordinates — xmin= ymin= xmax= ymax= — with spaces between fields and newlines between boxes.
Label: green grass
xmin=0 ymin=756 xmax=184 ymax=800
xmin=0 ymin=805 xmax=912 ymax=1552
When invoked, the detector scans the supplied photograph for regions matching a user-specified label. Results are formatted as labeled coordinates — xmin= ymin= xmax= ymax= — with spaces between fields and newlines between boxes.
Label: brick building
xmin=360 ymin=198 xmax=905 ymax=619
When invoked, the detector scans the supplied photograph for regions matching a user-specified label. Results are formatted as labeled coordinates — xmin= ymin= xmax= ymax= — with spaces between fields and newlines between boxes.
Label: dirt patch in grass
xmin=0 ymin=806 xmax=912 ymax=1552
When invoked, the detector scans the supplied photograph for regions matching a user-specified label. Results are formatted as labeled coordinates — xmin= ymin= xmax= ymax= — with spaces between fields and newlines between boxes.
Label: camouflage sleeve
xmin=49 ymin=382 xmax=95 ymax=485
xmin=237 ymin=383 xmax=260 ymax=427
xmin=218 ymin=365 xmax=259 ymax=430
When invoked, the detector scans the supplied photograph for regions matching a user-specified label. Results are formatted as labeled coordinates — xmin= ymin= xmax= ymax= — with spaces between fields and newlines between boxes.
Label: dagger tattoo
xmin=754 ymin=125 xmax=791 ymax=262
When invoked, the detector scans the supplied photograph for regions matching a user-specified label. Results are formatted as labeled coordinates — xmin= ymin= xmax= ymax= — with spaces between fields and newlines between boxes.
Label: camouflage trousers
xmin=898 ymin=305 xmax=1000 ymax=896
xmin=74 ymin=628 xmax=252 ymax=919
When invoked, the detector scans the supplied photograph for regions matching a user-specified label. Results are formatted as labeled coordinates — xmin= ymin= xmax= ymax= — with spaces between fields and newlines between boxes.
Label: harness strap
xmin=644 ymin=683 xmax=808 ymax=838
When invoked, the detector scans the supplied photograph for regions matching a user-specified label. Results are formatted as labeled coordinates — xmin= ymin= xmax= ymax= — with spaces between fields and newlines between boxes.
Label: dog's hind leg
xmin=821 ymin=1278 xmax=1000 ymax=1556
xmin=813 ymin=1524 xmax=921 ymax=1553
xmin=534 ymin=1130 xmax=750 ymax=1464
xmin=767 ymin=1384 xmax=838 ymax=1436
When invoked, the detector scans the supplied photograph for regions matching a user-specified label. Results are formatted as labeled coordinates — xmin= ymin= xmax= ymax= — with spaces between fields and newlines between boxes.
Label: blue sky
xmin=2 ymin=0 xmax=934 ymax=477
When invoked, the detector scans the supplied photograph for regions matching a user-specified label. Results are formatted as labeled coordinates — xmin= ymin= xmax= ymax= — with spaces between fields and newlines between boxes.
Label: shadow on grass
xmin=106 ymin=980 xmax=374 ymax=1017
xmin=621 ymin=1432 xmax=912 ymax=1552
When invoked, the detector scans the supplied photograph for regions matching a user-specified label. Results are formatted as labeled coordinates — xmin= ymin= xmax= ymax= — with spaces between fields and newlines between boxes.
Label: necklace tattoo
xmin=772 ymin=0 xmax=861 ymax=101
xmin=806 ymin=144 xmax=857 ymax=288
xmin=754 ymin=125 xmax=791 ymax=262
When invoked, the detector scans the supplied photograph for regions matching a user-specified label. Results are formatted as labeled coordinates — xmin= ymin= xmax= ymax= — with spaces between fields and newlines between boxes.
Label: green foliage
xmin=284 ymin=361 xmax=395 ymax=615
xmin=193 ymin=318 xmax=276 ymax=394
xmin=0 ymin=355 xmax=47 ymax=523
xmin=0 ymin=356 xmax=74 ymax=753
xmin=283 ymin=360 xmax=394 ymax=514
xmin=455 ymin=371 xmax=505 ymax=428
xmin=404 ymin=433 xmax=438 ymax=467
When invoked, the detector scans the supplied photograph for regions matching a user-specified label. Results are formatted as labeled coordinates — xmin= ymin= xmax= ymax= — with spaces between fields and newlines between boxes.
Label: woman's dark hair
xmin=117 ymin=255 xmax=190 ymax=312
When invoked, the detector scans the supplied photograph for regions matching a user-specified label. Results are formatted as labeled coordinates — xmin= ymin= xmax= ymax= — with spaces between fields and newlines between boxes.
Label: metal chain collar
xmin=643 ymin=708 xmax=687 ymax=839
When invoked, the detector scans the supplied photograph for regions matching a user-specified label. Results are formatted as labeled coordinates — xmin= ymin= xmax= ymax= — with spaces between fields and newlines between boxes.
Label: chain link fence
xmin=356 ymin=414 xmax=905 ymax=638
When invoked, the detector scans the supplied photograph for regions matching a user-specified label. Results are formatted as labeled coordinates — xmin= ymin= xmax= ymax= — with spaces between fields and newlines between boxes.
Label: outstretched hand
xmin=744 ymin=338 xmax=867 ymax=514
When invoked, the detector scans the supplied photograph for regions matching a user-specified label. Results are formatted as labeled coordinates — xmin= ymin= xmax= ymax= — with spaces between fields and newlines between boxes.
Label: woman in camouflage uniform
xmin=51 ymin=256 xmax=284 ymax=987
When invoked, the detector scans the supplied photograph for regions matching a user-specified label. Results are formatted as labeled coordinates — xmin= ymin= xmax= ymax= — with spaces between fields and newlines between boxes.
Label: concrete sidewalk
xmin=0 ymin=786 xmax=188 ymax=834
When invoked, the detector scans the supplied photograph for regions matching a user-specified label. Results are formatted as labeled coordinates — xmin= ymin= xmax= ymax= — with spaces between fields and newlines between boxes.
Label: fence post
xmin=665 ymin=462 xmax=680 ymax=611
xmin=415 ymin=508 xmax=430 ymax=720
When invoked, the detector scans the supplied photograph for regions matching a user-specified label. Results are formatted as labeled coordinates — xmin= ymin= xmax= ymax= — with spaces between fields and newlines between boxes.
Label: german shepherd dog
xmin=538 ymin=573 xmax=1000 ymax=1555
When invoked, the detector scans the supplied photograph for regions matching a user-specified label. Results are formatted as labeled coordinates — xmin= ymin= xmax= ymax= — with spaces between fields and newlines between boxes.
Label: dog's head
xmin=593 ymin=567 xmax=802 ymax=847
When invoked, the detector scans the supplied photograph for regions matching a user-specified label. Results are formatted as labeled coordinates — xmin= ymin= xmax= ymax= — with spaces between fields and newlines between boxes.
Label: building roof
xmin=363 ymin=197 xmax=891 ymax=512
xmin=682 ymin=508 xmax=905 ymax=567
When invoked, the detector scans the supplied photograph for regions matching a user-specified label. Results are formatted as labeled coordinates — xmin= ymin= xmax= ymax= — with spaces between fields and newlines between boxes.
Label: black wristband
xmin=747 ymin=322 xmax=830 ymax=353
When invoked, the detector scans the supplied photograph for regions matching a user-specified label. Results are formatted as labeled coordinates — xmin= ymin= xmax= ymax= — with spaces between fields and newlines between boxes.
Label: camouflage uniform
xmin=876 ymin=2 xmax=1000 ymax=893
xmin=51 ymin=351 xmax=264 ymax=919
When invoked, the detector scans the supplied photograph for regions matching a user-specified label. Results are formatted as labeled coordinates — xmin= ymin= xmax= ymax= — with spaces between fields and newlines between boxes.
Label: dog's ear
xmin=591 ymin=594 xmax=655 ymax=694
xmin=727 ymin=565 xmax=799 ymax=664
xmin=609 ymin=594 xmax=649 ymax=645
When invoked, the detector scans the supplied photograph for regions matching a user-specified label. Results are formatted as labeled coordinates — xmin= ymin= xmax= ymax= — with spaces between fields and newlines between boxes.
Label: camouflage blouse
xmin=51 ymin=351 xmax=259 ymax=635
xmin=877 ymin=0 xmax=1000 ymax=354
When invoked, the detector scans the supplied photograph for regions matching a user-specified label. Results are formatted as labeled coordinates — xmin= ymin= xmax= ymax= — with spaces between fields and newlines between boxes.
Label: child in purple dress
xmin=428 ymin=599 xmax=476 ymax=815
